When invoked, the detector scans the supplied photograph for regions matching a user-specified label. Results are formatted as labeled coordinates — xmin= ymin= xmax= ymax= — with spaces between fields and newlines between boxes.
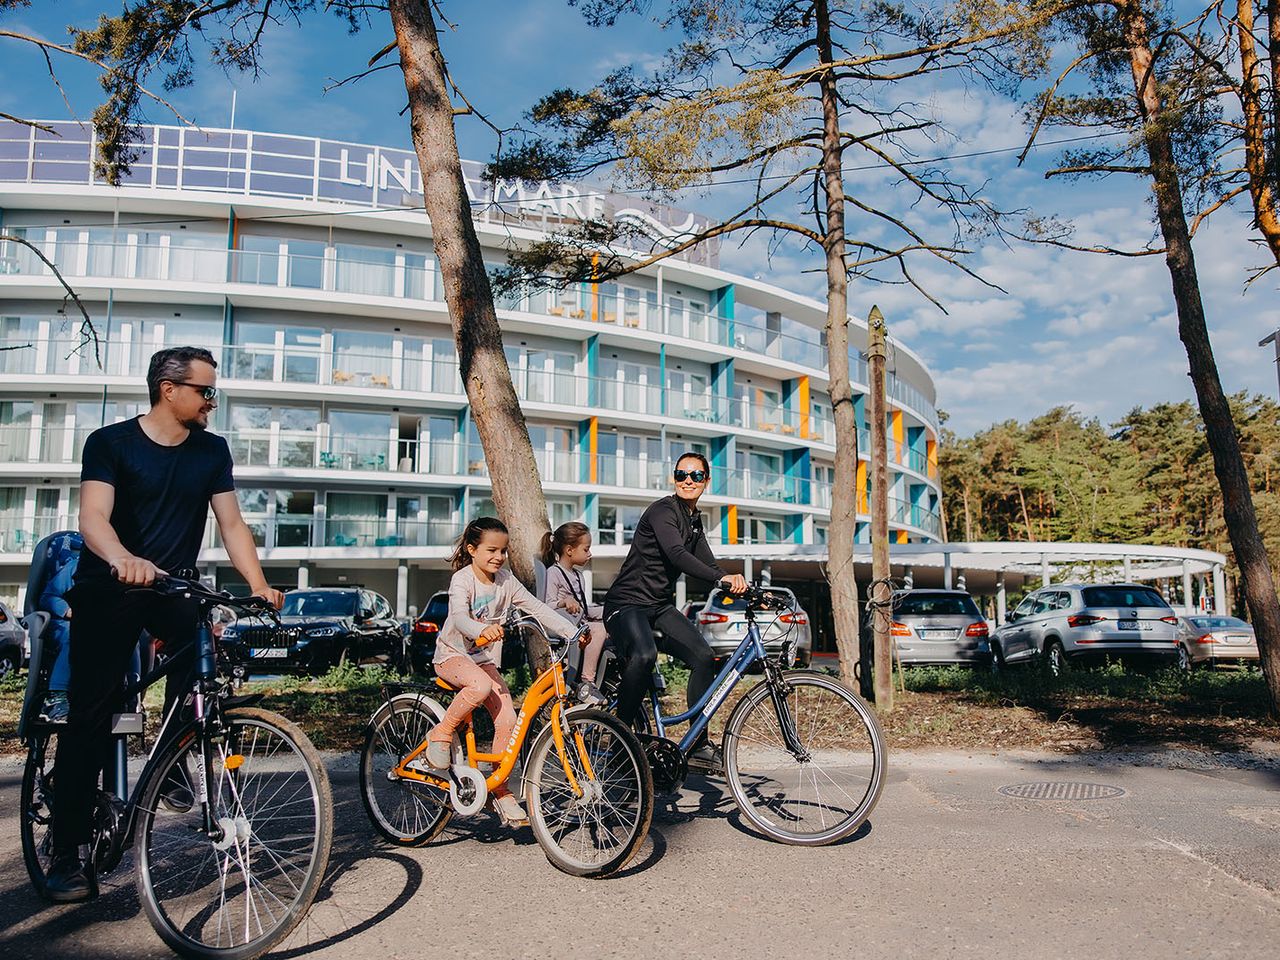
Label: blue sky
xmin=4 ymin=0 xmax=1277 ymax=434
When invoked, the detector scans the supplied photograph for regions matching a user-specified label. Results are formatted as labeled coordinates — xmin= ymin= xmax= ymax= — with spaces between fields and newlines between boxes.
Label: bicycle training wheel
xmin=525 ymin=707 xmax=653 ymax=878
xmin=20 ymin=732 xmax=56 ymax=895
xmin=134 ymin=707 xmax=333 ymax=960
xmin=723 ymin=671 xmax=886 ymax=846
xmin=360 ymin=693 xmax=453 ymax=846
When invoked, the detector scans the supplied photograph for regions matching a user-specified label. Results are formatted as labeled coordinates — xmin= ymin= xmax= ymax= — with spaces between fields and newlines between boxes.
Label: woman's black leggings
xmin=605 ymin=603 xmax=716 ymax=733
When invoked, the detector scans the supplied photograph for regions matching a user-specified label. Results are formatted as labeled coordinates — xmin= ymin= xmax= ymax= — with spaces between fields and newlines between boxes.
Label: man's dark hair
xmin=147 ymin=346 xmax=218 ymax=405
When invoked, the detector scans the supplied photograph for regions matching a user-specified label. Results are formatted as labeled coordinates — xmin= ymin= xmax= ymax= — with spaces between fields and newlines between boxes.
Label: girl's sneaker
xmin=426 ymin=740 xmax=452 ymax=769
xmin=493 ymin=793 xmax=529 ymax=827
xmin=40 ymin=692 xmax=70 ymax=723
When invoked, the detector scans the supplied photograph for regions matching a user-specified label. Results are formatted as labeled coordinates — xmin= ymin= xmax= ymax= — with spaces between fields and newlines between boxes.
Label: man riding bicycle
xmin=603 ymin=452 xmax=747 ymax=770
xmin=46 ymin=346 xmax=284 ymax=903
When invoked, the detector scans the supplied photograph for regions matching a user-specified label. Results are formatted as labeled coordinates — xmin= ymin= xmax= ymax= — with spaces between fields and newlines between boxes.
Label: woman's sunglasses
xmin=673 ymin=468 xmax=707 ymax=483
xmin=167 ymin=380 xmax=219 ymax=401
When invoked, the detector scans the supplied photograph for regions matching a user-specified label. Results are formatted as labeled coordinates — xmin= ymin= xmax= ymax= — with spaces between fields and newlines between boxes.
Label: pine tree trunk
xmin=815 ymin=0 xmax=862 ymax=689
xmin=389 ymin=0 xmax=551 ymax=669
xmin=1124 ymin=2 xmax=1280 ymax=716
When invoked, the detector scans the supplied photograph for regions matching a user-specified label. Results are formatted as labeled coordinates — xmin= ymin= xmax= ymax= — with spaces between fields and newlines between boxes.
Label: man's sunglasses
xmin=167 ymin=381 xmax=219 ymax=401
xmin=673 ymin=468 xmax=708 ymax=483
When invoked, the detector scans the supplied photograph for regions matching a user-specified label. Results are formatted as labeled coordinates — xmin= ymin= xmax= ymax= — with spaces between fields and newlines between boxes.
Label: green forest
xmin=937 ymin=395 xmax=1280 ymax=608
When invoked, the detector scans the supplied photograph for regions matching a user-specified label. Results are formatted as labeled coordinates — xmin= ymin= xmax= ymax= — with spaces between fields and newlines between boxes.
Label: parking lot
xmin=0 ymin=747 xmax=1277 ymax=959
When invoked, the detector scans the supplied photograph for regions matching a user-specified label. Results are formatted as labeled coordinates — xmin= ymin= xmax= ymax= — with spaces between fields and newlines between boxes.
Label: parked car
xmin=992 ymin=583 xmax=1179 ymax=676
xmin=221 ymin=587 xmax=405 ymax=674
xmin=862 ymin=589 xmax=991 ymax=669
xmin=691 ymin=586 xmax=812 ymax=667
xmin=407 ymin=591 xmax=449 ymax=674
xmin=1176 ymin=615 xmax=1259 ymax=670
xmin=0 ymin=599 xmax=25 ymax=678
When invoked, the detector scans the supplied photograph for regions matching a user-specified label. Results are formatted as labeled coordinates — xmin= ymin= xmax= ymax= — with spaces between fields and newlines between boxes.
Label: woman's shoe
xmin=493 ymin=793 xmax=529 ymax=827
xmin=426 ymin=740 xmax=452 ymax=769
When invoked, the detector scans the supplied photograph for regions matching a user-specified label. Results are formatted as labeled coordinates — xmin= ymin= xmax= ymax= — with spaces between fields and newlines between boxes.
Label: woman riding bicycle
xmin=603 ymin=452 xmax=747 ymax=769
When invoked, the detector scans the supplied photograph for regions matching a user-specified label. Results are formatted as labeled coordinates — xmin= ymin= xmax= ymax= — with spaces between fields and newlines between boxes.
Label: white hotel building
xmin=0 ymin=122 xmax=945 ymax=650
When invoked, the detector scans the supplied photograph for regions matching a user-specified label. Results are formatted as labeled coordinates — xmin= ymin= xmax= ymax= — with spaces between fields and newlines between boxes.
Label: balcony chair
xmin=370 ymin=374 xmax=391 ymax=388
xmin=332 ymin=369 xmax=354 ymax=384
xmin=319 ymin=451 xmax=342 ymax=468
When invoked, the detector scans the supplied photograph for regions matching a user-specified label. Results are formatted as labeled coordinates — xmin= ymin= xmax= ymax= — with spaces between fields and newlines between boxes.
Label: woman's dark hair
xmin=450 ymin=516 xmax=509 ymax=571
xmin=540 ymin=521 xmax=591 ymax=567
xmin=674 ymin=450 xmax=711 ymax=474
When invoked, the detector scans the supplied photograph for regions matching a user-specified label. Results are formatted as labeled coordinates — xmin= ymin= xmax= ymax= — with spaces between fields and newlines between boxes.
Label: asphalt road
xmin=1 ymin=748 xmax=1277 ymax=960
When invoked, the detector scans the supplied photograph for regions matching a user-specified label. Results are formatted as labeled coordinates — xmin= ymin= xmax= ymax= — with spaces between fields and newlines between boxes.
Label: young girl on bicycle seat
xmin=541 ymin=522 xmax=607 ymax=706
xmin=427 ymin=516 xmax=576 ymax=826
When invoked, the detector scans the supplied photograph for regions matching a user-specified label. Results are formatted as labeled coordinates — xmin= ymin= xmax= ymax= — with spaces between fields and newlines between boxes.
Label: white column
xmin=396 ymin=562 xmax=409 ymax=618
xmin=943 ymin=551 xmax=952 ymax=589
xmin=743 ymin=556 xmax=754 ymax=582
xmin=297 ymin=564 xmax=310 ymax=589
xmin=1040 ymin=553 xmax=1050 ymax=587
xmin=996 ymin=571 xmax=1007 ymax=623
xmin=1212 ymin=564 xmax=1227 ymax=614
xmin=903 ymin=564 xmax=914 ymax=589
xmin=1123 ymin=556 xmax=1132 ymax=582
xmin=1181 ymin=560 xmax=1193 ymax=614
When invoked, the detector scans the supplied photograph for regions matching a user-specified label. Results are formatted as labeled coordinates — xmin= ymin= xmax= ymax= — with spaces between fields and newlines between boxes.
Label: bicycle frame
xmin=649 ymin=619 xmax=769 ymax=751
xmin=393 ymin=644 xmax=597 ymax=799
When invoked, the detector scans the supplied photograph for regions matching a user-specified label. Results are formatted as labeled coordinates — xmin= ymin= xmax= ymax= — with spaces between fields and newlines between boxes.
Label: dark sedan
xmin=222 ymin=587 xmax=406 ymax=674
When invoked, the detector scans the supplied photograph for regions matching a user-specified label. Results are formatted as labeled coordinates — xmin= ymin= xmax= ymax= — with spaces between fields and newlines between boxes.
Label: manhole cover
xmin=998 ymin=781 xmax=1126 ymax=801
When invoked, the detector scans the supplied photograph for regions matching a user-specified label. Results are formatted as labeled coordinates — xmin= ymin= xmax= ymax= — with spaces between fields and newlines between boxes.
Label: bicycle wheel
xmin=525 ymin=707 xmax=653 ymax=878
xmin=723 ymin=671 xmax=886 ymax=846
xmin=20 ymin=732 xmax=55 ymax=895
xmin=360 ymin=693 xmax=452 ymax=846
xmin=134 ymin=707 xmax=333 ymax=960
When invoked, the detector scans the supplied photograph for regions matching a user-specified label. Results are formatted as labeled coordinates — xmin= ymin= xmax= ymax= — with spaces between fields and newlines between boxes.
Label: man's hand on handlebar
xmin=111 ymin=555 xmax=166 ymax=586
xmin=722 ymin=574 xmax=749 ymax=595
xmin=252 ymin=586 xmax=285 ymax=610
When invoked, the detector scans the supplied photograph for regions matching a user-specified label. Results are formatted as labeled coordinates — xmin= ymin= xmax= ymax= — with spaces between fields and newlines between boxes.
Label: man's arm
xmin=211 ymin=491 xmax=283 ymax=607
xmin=80 ymin=479 xmax=162 ymax=584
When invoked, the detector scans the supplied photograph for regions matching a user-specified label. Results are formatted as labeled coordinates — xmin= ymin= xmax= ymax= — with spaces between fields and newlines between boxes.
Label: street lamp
xmin=1262 ymin=329 xmax=1280 ymax=399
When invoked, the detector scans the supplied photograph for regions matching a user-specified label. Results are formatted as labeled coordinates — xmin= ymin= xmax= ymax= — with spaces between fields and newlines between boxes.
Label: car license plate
xmin=727 ymin=622 xmax=747 ymax=635
xmin=919 ymin=629 xmax=953 ymax=640
xmin=1225 ymin=634 xmax=1251 ymax=645
xmin=250 ymin=648 xmax=289 ymax=659
xmin=1116 ymin=621 xmax=1150 ymax=631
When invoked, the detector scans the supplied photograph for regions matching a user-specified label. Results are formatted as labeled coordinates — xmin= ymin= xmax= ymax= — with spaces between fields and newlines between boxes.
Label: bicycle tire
xmin=359 ymin=693 xmax=453 ymax=846
xmin=723 ymin=671 xmax=886 ymax=846
xmin=134 ymin=707 xmax=333 ymax=960
xmin=20 ymin=731 xmax=55 ymax=896
xmin=525 ymin=707 xmax=653 ymax=878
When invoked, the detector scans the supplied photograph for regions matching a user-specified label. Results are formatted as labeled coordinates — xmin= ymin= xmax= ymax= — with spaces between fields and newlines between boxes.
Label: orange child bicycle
xmin=360 ymin=611 xmax=653 ymax=878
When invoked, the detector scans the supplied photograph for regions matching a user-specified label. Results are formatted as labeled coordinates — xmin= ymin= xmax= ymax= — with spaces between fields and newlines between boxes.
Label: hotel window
xmin=0 ymin=486 xmax=27 ymax=553
xmin=328 ymin=410 xmax=390 ymax=469
xmin=0 ymin=318 xmax=40 ymax=374
xmin=276 ymin=491 xmax=316 ymax=547
xmin=168 ymin=231 xmax=226 ymax=282
xmin=332 ymin=329 xmax=394 ymax=387
xmin=283 ymin=239 xmax=326 ymax=289
xmin=228 ymin=403 xmax=271 ymax=467
xmin=598 ymin=504 xmax=644 ymax=545
xmin=326 ymin=492 xmax=388 ymax=546
xmin=528 ymin=423 xmax=576 ymax=483
xmin=237 ymin=488 xmax=270 ymax=546
xmin=238 ymin=235 xmax=280 ymax=285
xmin=335 ymin=243 xmax=396 ymax=297
xmin=0 ymin=402 xmax=33 ymax=464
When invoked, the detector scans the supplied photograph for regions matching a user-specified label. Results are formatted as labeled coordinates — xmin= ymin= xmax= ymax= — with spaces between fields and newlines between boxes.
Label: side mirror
xmin=1005 ymin=613 xmax=1019 ymax=624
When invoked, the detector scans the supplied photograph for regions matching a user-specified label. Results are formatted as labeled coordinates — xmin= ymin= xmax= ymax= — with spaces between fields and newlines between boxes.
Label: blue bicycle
xmin=603 ymin=584 xmax=886 ymax=846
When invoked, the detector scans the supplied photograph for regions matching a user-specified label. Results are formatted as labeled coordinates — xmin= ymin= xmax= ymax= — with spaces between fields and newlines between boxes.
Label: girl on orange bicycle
xmin=540 ymin=521 xmax=607 ymax=706
xmin=426 ymin=516 xmax=576 ymax=826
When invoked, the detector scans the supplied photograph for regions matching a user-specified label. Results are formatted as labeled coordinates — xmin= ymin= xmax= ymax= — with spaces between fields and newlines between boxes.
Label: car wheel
xmin=0 ymin=648 xmax=18 ymax=680
xmin=989 ymin=642 xmax=1005 ymax=674
xmin=1176 ymin=644 xmax=1192 ymax=672
xmin=1045 ymin=641 xmax=1067 ymax=678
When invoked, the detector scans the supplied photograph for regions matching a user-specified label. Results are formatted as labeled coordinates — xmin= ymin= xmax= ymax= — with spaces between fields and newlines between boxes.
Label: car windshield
xmin=281 ymin=592 xmax=357 ymax=617
xmin=1188 ymin=616 xmax=1249 ymax=630
xmin=423 ymin=596 xmax=449 ymax=620
xmin=1081 ymin=586 xmax=1169 ymax=609
xmin=894 ymin=594 xmax=981 ymax=617
xmin=708 ymin=589 xmax=794 ymax=612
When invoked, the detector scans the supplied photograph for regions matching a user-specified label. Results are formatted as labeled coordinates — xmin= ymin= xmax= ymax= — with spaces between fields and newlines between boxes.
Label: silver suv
xmin=992 ymin=583 xmax=1179 ymax=676
xmin=691 ymin=586 xmax=812 ymax=667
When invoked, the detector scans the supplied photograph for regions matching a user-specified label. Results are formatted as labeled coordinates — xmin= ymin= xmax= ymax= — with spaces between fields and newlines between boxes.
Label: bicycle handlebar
xmin=718 ymin=581 xmax=792 ymax=612
xmin=128 ymin=574 xmax=280 ymax=619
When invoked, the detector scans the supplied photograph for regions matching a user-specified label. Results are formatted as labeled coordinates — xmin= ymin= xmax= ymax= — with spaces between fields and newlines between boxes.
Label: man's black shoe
xmin=45 ymin=851 xmax=97 ymax=904
xmin=686 ymin=743 xmax=724 ymax=774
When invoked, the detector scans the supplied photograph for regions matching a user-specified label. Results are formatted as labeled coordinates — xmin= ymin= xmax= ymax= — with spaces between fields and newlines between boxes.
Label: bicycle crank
xmin=447 ymin=764 xmax=488 ymax=816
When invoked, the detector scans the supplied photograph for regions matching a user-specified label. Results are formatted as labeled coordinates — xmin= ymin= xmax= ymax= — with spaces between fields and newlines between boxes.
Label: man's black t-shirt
xmin=76 ymin=417 xmax=235 ymax=583
xmin=604 ymin=495 xmax=726 ymax=610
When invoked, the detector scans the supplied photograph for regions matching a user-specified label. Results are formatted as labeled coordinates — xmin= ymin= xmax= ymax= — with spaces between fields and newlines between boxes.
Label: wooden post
xmin=868 ymin=305 xmax=893 ymax=712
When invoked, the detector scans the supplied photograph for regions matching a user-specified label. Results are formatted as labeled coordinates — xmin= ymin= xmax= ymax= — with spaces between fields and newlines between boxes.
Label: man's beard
xmin=180 ymin=414 xmax=209 ymax=431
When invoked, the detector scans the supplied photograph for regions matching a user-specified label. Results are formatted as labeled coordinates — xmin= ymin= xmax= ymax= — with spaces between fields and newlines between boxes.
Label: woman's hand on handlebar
xmin=721 ymin=574 xmax=749 ymax=595
xmin=111 ymin=555 xmax=166 ymax=586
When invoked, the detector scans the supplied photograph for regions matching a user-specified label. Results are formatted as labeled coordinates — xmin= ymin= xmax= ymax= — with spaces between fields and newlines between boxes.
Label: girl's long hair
xmin=451 ymin=516 xmax=508 ymax=571
xmin=539 ymin=521 xmax=591 ymax=568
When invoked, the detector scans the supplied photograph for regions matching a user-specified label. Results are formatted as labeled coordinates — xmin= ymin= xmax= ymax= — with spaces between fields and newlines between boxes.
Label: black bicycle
xmin=19 ymin=576 xmax=333 ymax=960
